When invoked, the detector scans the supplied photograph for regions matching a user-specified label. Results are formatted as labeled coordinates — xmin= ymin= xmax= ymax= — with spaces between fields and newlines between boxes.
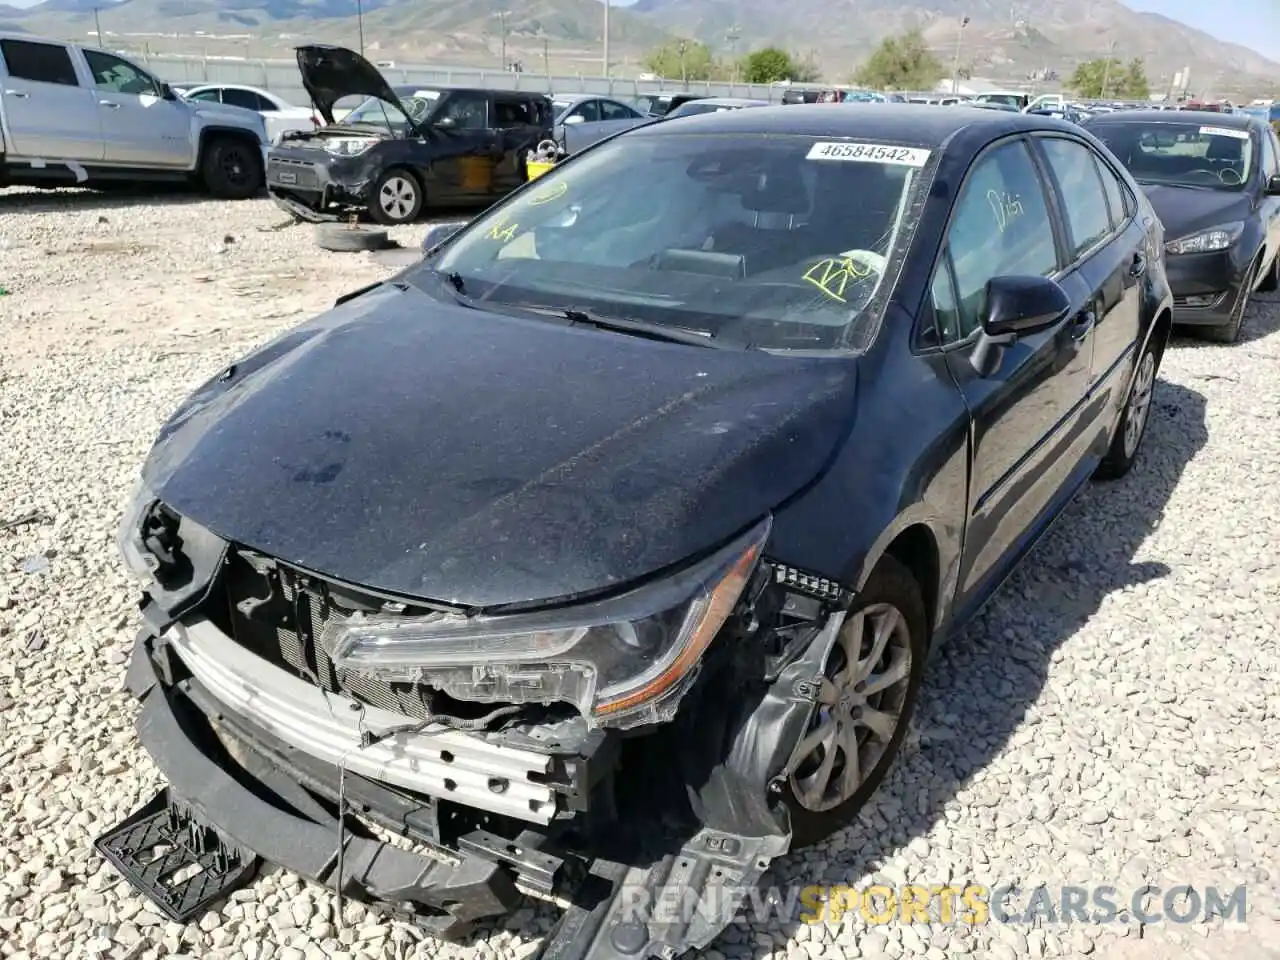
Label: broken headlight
xmin=117 ymin=477 xmax=161 ymax=582
xmin=320 ymin=517 xmax=771 ymax=729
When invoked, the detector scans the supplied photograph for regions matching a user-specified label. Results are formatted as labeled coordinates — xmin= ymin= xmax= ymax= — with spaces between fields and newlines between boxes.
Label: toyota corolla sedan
xmin=1084 ymin=109 xmax=1280 ymax=342
xmin=101 ymin=105 xmax=1172 ymax=959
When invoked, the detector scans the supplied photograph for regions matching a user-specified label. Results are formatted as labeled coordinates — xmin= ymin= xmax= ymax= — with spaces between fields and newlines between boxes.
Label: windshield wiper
xmin=527 ymin=306 xmax=720 ymax=348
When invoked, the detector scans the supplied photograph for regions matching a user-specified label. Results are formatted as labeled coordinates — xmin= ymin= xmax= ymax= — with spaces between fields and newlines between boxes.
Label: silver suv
xmin=0 ymin=34 xmax=269 ymax=198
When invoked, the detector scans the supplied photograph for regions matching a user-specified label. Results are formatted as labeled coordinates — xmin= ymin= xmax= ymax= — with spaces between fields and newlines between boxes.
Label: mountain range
xmin=1 ymin=0 xmax=1276 ymax=96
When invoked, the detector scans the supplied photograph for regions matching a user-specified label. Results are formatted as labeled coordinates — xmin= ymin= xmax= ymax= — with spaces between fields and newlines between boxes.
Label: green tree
xmin=851 ymin=30 xmax=944 ymax=91
xmin=739 ymin=46 xmax=821 ymax=83
xmin=1070 ymin=57 xmax=1148 ymax=99
xmin=740 ymin=47 xmax=795 ymax=83
xmin=1118 ymin=58 xmax=1150 ymax=99
xmin=644 ymin=39 xmax=720 ymax=82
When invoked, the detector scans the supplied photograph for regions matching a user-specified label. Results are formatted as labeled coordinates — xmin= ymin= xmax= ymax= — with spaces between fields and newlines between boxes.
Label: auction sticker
xmin=807 ymin=141 xmax=931 ymax=166
xmin=1199 ymin=126 xmax=1250 ymax=140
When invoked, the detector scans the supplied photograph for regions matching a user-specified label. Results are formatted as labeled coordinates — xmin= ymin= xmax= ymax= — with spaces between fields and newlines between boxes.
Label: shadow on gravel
xmin=0 ymin=185 xmax=245 ymax=216
xmin=1169 ymin=291 xmax=1280 ymax=350
xmin=730 ymin=375 xmax=1211 ymax=943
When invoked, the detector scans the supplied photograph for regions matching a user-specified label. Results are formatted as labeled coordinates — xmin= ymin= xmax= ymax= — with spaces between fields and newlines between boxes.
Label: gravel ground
xmin=1 ymin=187 xmax=1278 ymax=960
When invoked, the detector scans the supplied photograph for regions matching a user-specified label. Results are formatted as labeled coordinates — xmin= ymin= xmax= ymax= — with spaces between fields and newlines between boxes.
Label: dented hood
xmin=140 ymin=282 xmax=858 ymax=609
xmin=295 ymin=43 xmax=412 ymax=129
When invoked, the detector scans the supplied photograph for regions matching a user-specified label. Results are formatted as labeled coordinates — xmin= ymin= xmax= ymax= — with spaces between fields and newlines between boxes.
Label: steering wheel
xmin=1218 ymin=167 xmax=1244 ymax=186
xmin=1183 ymin=169 xmax=1223 ymax=183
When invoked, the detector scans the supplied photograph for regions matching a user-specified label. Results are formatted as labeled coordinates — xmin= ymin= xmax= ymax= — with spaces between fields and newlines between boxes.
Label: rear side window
xmin=493 ymin=98 xmax=535 ymax=128
xmin=600 ymin=100 xmax=634 ymax=121
xmin=222 ymin=88 xmax=270 ymax=111
xmin=1039 ymin=137 xmax=1115 ymax=259
xmin=0 ymin=39 xmax=79 ymax=86
xmin=1092 ymin=154 xmax=1131 ymax=230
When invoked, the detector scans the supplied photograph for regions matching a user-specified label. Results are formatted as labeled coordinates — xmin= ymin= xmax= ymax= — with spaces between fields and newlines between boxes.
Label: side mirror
xmin=420 ymin=218 xmax=471 ymax=256
xmin=563 ymin=114 xmax=585 ymax=125
xmin=1266 ymin=174 xmax=1280 ymax=197
xmin=159 ymin=82 xmax=177 ymax=101
xmin=969 ymin=275 xmax=1071 ymax=377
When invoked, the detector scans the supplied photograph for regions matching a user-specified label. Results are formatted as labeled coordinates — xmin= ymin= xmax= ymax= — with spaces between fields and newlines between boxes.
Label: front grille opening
xmin=220 ymin=550 xmax=515 ymax=725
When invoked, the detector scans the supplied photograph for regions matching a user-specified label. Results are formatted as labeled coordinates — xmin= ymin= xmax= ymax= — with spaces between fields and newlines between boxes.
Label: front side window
xmin=437 ymin=92 xmax=488 ymax=129
xmin=0 ymin=39 xmax=79 ymax=86
xmin=1088 ymin=119 xmax=1256 ymax=190
xmin=568 ymin=100 xmax=601 ymax=123
xmin=82 ymin=50 xmax=159 ymax=95
xmin=1039 ymin=137 xmax=1113 ymax=259
xmin=186 ymin=88 xmax=222 ymax=103
xmin=946 ymin=139 xmax=1059 ymax=340
xmin=422 ymin=133 xmax=933 ymax=351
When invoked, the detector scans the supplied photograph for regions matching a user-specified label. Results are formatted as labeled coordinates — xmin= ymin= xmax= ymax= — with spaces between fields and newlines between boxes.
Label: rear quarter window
xmin=0 ymin=39 xmax=80 ymax=86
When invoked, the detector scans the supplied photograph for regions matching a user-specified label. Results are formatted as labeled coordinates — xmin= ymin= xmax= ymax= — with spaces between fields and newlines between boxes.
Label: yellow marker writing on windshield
xmin=802 ymin=256 xmax=872 ymax=303
xmin=487 ymin=218 xmax=519 ymax=242
xmin=529 ymin=181 xmax=567 ymax=205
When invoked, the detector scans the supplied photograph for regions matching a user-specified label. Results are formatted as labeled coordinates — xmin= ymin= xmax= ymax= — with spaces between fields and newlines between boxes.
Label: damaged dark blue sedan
xmin=101 ymin=105 xmax=1173 ymax=959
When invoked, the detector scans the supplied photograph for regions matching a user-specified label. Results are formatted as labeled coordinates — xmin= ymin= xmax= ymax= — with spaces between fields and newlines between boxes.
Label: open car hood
xmin=295 ymin=43 xmax=419 ymax=132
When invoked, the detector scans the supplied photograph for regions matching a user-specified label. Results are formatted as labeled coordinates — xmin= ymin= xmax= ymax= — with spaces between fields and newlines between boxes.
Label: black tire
xmin=1200 ymin=258 xmax=1259 ymax=344
xmin=200 ymin=137 xmax=264 ymax=200
xmin=368 ymin=168 xmax=424 ymax=225
xmin=1094 ymin=333 xmax=1161 ymax=481
xmin=315 ymin=223 xmax=389 ymax=252
xmin=783 ymin=555 xmax=928 ymax=850
xmin=1258 ymin=250 xmax=1279 ymax=293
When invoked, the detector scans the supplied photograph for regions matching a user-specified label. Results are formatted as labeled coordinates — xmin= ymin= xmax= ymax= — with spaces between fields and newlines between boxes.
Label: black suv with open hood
xmin=267 ymin=44 xmax=553 ymax=224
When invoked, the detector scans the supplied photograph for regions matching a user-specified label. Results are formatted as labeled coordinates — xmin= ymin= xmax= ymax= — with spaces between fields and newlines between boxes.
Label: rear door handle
xmin=5 ymin=90 xmax=30 ymax=98
xmin=99 ymin=100 xmax=121 ymax=109
xmin=1130 ymin=253 xmax=1147 ymax=278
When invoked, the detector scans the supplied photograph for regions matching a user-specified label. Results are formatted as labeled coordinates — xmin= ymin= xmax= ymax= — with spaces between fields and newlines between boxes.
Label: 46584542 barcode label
xmin=806 ymin=141 xmax=932 ymax=167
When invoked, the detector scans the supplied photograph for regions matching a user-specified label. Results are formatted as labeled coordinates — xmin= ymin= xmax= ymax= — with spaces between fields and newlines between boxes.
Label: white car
xmin=182 ymin=83 xmax=319 ymax=143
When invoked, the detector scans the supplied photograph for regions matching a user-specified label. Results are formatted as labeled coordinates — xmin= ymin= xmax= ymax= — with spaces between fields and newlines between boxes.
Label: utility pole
xmin=602 ymin=0 xmax=610 ymax=77
xmin=1099 ymin=39 xmax=1118 ymax=98
xmin=356 ymin=0 xmax=364 ymax=56
xmin=93 ymin=6 xmax=103 ymax=43
xmin=678 ymin=39 xmax=688 ymax=86
xmin=498 ymin=11 xmax=508 ymax=71
xmin=726 ymin=24 xmax=740 ymax=83
xmin=951 ymin=15 xmax=969 ymax=95
xmin=543 ymin=38 xmax=550 ymax=82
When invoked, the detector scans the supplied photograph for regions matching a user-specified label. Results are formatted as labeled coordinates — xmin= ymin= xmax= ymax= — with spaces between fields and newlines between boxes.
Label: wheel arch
xmin=854 ymin=517 xmax=945 ymax=644
xmin=197 ymin=125 xmax=263 ymax=162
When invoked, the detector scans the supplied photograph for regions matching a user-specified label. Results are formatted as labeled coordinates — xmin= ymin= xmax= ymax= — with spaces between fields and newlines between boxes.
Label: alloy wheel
xmin=789 ymin=603 xmax=914 ymax=813
xmin=379 ymin=176 xmax=417 ymax=221
xmin=221 ymin=148 xmax=250 ymax=188
xmin=1122 ymin=349 xmax=1156 ymax=459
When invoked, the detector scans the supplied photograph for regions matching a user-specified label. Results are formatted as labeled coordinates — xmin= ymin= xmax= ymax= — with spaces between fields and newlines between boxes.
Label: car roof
xmin=642 ymin=102 xmax=1081 ymax=146
xmin=1085 ymin=108 xmax=1256 ymax=128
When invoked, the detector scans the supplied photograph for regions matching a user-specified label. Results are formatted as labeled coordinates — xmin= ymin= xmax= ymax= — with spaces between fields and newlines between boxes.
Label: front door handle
xmin=1130 ymin=252 xmax=1147 ymax=278
xmin=5 ymin=90 xmax=30 ymax=98
xmin=1071 ymin=309 xmax=1096 ymax=342
xmin=99 ymin=100 xmax=121 ymax=109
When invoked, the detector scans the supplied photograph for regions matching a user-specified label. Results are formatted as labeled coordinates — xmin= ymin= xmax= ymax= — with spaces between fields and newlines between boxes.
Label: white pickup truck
xmin=0 ymin=33 xmax=269 ymax=198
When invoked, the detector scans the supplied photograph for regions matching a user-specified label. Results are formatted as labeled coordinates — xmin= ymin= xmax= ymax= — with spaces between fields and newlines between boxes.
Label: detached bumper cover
xmin=266 ymin=152 xmax=369 ymax=221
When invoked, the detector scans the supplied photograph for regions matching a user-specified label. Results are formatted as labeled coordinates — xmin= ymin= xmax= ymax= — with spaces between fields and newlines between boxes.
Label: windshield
xmin=669 ymin=102 xmax=750 ymax=117
xmin=343 ymin=90 xmax=440 ymax=132
xmin=1089 ymin=120 xmax=1255 ymax=190
xmin=423 ymin=132 xmax=932 ymax=351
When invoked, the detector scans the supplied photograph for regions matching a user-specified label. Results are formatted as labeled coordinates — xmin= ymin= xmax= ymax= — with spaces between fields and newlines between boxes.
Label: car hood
xmin=141 ymin=282 xmax=859 ymax=609
xmin=1138 ymin=182 xmax=1254 ymax=241
xmin=189 ymin=100 xmax=267 ymax=133
xmin=295 ymin=43 xmax=418 ymax=132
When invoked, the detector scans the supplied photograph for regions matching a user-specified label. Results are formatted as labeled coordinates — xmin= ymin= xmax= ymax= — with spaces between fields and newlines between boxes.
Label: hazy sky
xmin=4 ymin=0 xmax=1277 ymax=59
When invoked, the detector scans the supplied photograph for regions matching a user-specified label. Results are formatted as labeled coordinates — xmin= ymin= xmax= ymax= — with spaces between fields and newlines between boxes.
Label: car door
xmin=490 ymin=94 xmax=541 ymax=194
xmin=931 ymin=136 xmax=1096 ymax=609
xmin=425 ymin=90 xmax=496 ymax=202
xmin=81 ymin=49 xmax=191 ymax=166
xmin=1033 ymin=134 xmax=1144 ymax=425
xmin=1259 ymin=127 xmax=1280 ymax=266
xmin=0 ymin=38 xmax=103 ymax=161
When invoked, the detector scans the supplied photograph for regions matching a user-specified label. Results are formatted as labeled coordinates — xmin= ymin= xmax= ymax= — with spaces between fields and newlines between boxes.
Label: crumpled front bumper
xmin=106 ymin=619 xmax=799 ymax=959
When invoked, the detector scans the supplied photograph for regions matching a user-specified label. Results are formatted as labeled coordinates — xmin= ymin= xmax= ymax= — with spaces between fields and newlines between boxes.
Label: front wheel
xmin=782 ymin=556 xmax=927 ymax=850
xmin=200 ymin=137 xmax=263 ymax=200
xmin=369 ymin=168 xmax=423 ymax=225
xmin=1094 ymin=336 xmax=1159 ymax=481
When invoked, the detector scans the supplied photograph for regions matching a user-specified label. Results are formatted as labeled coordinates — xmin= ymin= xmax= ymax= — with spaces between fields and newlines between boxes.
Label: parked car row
xmin=110 ymin=100 xmax=1271 ymax=960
